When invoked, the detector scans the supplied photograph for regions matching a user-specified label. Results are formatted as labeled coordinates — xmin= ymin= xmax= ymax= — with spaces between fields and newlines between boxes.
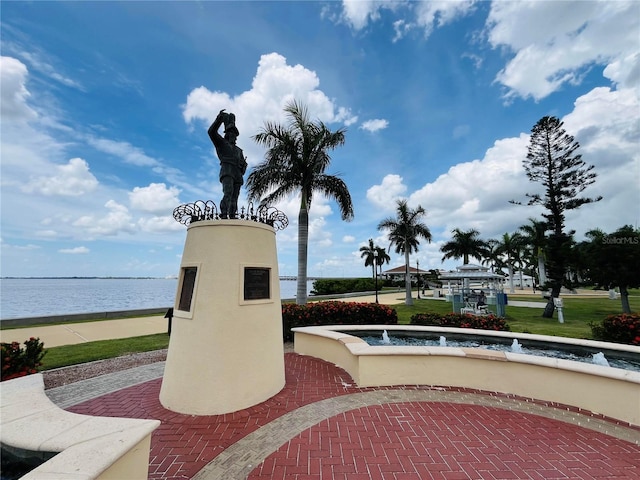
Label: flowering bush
xmin=1 ymin=337 xmax=46 ymax=381
xmin=282 ymin=301 xmax=398 ymax=341
xmin=410 ymin=312 xmax=510 ymax=331
xmin=590 ymin=313 xmax=640 ymax=345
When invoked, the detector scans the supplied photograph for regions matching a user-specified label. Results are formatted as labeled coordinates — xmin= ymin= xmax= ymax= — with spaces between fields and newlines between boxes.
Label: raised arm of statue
xmin=208 ymin=110 xmax=226 ymax=147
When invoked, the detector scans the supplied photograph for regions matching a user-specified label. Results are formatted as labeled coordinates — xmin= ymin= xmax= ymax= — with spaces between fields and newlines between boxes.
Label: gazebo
xmin=439 ymin=264 xmax=504 ymax=293
xmin=439 ymin=264 xmax=506 ymax=315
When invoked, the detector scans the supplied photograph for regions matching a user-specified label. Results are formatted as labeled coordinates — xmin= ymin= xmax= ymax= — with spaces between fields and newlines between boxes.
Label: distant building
xmin=380 ymin=265 xmax=424 ymax=284
xmin=439 ymin=264 xmax=505 ymax=293
xmin=505 ymin=272 xmax=535 ymax=288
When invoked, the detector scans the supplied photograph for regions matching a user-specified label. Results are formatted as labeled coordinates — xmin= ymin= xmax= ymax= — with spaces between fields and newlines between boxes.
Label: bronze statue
xmin=208 ymin=109 xmax=248 ymax=218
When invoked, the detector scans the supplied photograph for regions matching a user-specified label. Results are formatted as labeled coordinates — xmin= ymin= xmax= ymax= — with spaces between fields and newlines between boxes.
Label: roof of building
xmin=439 ymin=263 xmax=505 ymax=281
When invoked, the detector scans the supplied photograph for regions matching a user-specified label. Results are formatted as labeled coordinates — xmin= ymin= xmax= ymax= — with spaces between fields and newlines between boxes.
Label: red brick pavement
xmin=68 ymin=353 xmax=640 ymax=480
xmin=248 ymin=402 xmax=640 ymax=479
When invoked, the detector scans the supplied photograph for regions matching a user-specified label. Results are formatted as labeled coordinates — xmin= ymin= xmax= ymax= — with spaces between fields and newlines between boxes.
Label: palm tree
xmin=375 ymin=245 xmax=391 ymax=277
xmin=519 ymin=218 xmax=548 ymax=288
xmin=359 ymin=239 xmax=390 ymax=298
xmin=440 ymin=228 xmax=489 ymax=265
xmin=360 ymin=239 xmax=377 ymax=284
xmin=247 ymin=100 xmax=354 ymax=304
xmin=495 ymin=232 xmax=524 ymax=293
xmin=378 ymin=199 xmax=432 ymax=305
xmin=481 ymin=239 xmax=501 ymax=273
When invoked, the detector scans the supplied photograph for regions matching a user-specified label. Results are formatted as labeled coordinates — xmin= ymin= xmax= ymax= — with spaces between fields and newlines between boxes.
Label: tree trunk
xmin=518 ymin=269 xmax=524 ymax=290
xmin=537 ymin=255 xmax=547 ymax=286
xmin=508 ymin=263 xmax=515 ymax=294
xmin=542 ymin=284 xmax=561 ymax=318
xmin=404 ymin=249 xmax=413 ymax=306
xmin=297 ymin=206 xmax=309 ymax=305
xmin=620 ymin=285 xmax=631 ymax=313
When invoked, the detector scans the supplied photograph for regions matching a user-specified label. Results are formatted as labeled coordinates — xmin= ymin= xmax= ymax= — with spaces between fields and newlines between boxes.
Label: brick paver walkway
xmin=63 ymin=353 xmax=640 ymax=479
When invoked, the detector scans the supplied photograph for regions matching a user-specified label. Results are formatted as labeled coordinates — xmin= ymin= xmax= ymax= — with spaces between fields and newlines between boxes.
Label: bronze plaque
xmin=178 ymin=267 xmax=197 ymax=311
xmin=244 ymin=267 xmax=270 ymax=300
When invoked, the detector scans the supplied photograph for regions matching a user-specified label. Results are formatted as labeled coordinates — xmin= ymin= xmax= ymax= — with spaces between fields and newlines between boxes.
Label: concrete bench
xmin=1 ymin=373 xmax=160 ymax=479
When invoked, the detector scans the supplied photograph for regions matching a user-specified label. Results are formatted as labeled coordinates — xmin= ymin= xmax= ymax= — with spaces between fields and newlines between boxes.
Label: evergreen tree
xmin=516 ymin=116 xmax=602 ymax=318
xmin=585 ymin=225 xmax=640 ymax=313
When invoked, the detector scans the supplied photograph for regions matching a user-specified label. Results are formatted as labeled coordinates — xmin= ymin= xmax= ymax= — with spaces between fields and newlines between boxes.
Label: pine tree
xmin=517 ymin=116 xmax=602 ymax=318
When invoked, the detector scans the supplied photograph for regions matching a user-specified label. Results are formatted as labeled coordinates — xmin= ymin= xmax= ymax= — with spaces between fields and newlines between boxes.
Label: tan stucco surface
xmin=159 ymin=220 xmax=285 ymax=415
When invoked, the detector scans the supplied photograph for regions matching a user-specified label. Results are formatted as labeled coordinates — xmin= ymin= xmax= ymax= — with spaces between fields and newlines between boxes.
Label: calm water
xmin=0 ymin=278 xmax=312 ymax=320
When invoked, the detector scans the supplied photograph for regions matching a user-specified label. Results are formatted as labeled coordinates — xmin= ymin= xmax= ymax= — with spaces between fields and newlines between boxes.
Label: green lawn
xmin=394 ymin=294 xmax=639 ymax=339
xmin=42 ymin=333 xmax=170 ymax=370
xmin=38 ymin=293 xmax=638 ymax=371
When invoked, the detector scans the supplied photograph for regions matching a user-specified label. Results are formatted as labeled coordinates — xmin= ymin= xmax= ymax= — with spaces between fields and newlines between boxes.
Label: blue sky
xmin=1 ymin=1 xmax=638 ymax=279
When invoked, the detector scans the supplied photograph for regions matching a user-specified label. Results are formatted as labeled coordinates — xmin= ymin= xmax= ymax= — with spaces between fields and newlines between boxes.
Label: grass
xmin=35 ymin=292 xmax=639 ymax=371
xmin=393 ymin=294 xmax=640 ymax=339
xmin=42 ymin=333 xmax=170 ymax=370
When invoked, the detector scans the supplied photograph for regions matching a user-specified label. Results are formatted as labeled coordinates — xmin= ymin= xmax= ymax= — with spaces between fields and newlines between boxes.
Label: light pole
xmin=416 ymin=259 xmax=421 ymax=299
xmin=373 ymin=250 xmax=379 ymax=304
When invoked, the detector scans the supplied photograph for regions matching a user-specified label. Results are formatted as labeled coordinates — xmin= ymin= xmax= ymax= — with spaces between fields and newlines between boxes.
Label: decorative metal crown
xmin=172 ymin=200 xmax=288 ymax=231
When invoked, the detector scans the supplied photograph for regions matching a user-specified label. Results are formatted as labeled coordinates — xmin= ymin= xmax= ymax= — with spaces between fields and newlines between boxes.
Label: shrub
xmin=410 ymin=312 xmax=510 ymax=331
xmin=311 ymin=278 xmax=377 ymax=295
xmin=282 ymin=301 xmax=398 ymax=341
xmin=1 ymin=337 xmax=46 ymax=381
xmin=589 ymin=313 xmax=640 ymax=345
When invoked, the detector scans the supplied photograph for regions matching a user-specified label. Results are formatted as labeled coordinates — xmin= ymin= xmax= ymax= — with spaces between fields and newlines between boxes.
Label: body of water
xmin=0 ymin=278 xmax=313 ymax=320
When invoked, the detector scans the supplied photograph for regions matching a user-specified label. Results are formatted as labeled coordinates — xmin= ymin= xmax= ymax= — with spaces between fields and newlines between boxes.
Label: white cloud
xmin=339 ymin=0 xmax=475 ymax=39
xmin=23 ymin=158 xmax=98 ymax=196
xmin=405 ymin=85 xmax=639 ymax=242
xmin=408 ymin=134 xmax=533 ymax=237
xmin=87 ymin=137 xmax=159 ymax=167
xmin=341 ymin=0 xmax=386 ymax=30
xmin=129 ymin=183 xmax=181 ymax=214
xmin=486 ymin=0 xmax=640 ymax=100
xmin=73 ymin=200 xmax=136 ymax=237
xmin=59 ymin=246 xmax=89 ymax=254
xmin=360 ymin=118 xmax=389 ymax=132
xmin=366 ymin=174 xmax=408 ymax=211
xmin=182 ymin=52 xmax=357 ymax=168
xmin=137 ymin=215 xmax=184 ymax=234
xmin=0 ymin=56 xmax=38 ymax=123
xmin=343 ymin=235 xmax=356 ymax=243
xmin=414 ymin=1 xmax=476 ymax=37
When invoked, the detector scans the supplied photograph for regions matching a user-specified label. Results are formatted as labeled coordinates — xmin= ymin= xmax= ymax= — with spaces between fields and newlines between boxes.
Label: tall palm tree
xmin=375 ymin=245 xmax=391 ymax=277
xmin=519 ymin=218 xmax=548 ymax=288
xmin=440 ymin=228 xmax=489 ymax=265
xmin=360 ymin=239 xmax=378 ymax=284
xmin=378 ymin=199 xmax=432 ymax=305
xmin=481 ymin=239 xmax=501 ymax=273
xmin=247 ymin=100 xmax=354 ymax=304
xmin=496 ymin=232 xmax=524 ymax=293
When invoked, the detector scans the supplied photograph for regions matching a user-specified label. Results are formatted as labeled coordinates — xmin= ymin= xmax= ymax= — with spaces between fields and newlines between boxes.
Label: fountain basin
xmin=292 ymin=325 xmax=640 ymax=426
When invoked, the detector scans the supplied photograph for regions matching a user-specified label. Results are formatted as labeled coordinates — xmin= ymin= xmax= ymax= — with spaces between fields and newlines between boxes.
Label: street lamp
xmin=417 ymin=259 xmax=421 ymax=299
xmin=373 ymin=250 xmax=379 ymax=304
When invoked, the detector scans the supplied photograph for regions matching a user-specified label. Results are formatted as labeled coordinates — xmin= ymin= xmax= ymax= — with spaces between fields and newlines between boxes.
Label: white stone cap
xmin=1 ymin=373 xmax=160 ymax=479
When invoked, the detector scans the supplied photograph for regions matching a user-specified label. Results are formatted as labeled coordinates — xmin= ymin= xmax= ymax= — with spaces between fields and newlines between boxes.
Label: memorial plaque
xmin=178 ymin=267 xmax=197 ymax=311
xmin=244 ymin=267 xmax=270 ymax=300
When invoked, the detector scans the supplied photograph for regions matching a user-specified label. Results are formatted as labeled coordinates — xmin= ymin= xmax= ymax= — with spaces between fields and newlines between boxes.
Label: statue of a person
xmin=208 ymin=109 xmax=248 ymax=218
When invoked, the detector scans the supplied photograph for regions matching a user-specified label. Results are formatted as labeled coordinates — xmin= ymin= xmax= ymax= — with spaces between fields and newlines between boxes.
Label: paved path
xmin=51 ymin=354 xmax=640 ymax=480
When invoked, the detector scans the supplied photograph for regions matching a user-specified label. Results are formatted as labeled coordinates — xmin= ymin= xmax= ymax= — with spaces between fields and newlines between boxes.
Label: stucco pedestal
xmin=159 ymin=220 xmax=285 ymax=415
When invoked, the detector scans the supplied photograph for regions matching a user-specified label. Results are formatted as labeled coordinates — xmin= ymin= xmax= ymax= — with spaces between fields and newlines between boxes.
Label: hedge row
xmin=282 ymin=301 xmax=397 ymax=341
xmin=310 ymin=278 xmax=378 ymax=295
xmin=410 ymin=312 xmax=510 ymax=331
